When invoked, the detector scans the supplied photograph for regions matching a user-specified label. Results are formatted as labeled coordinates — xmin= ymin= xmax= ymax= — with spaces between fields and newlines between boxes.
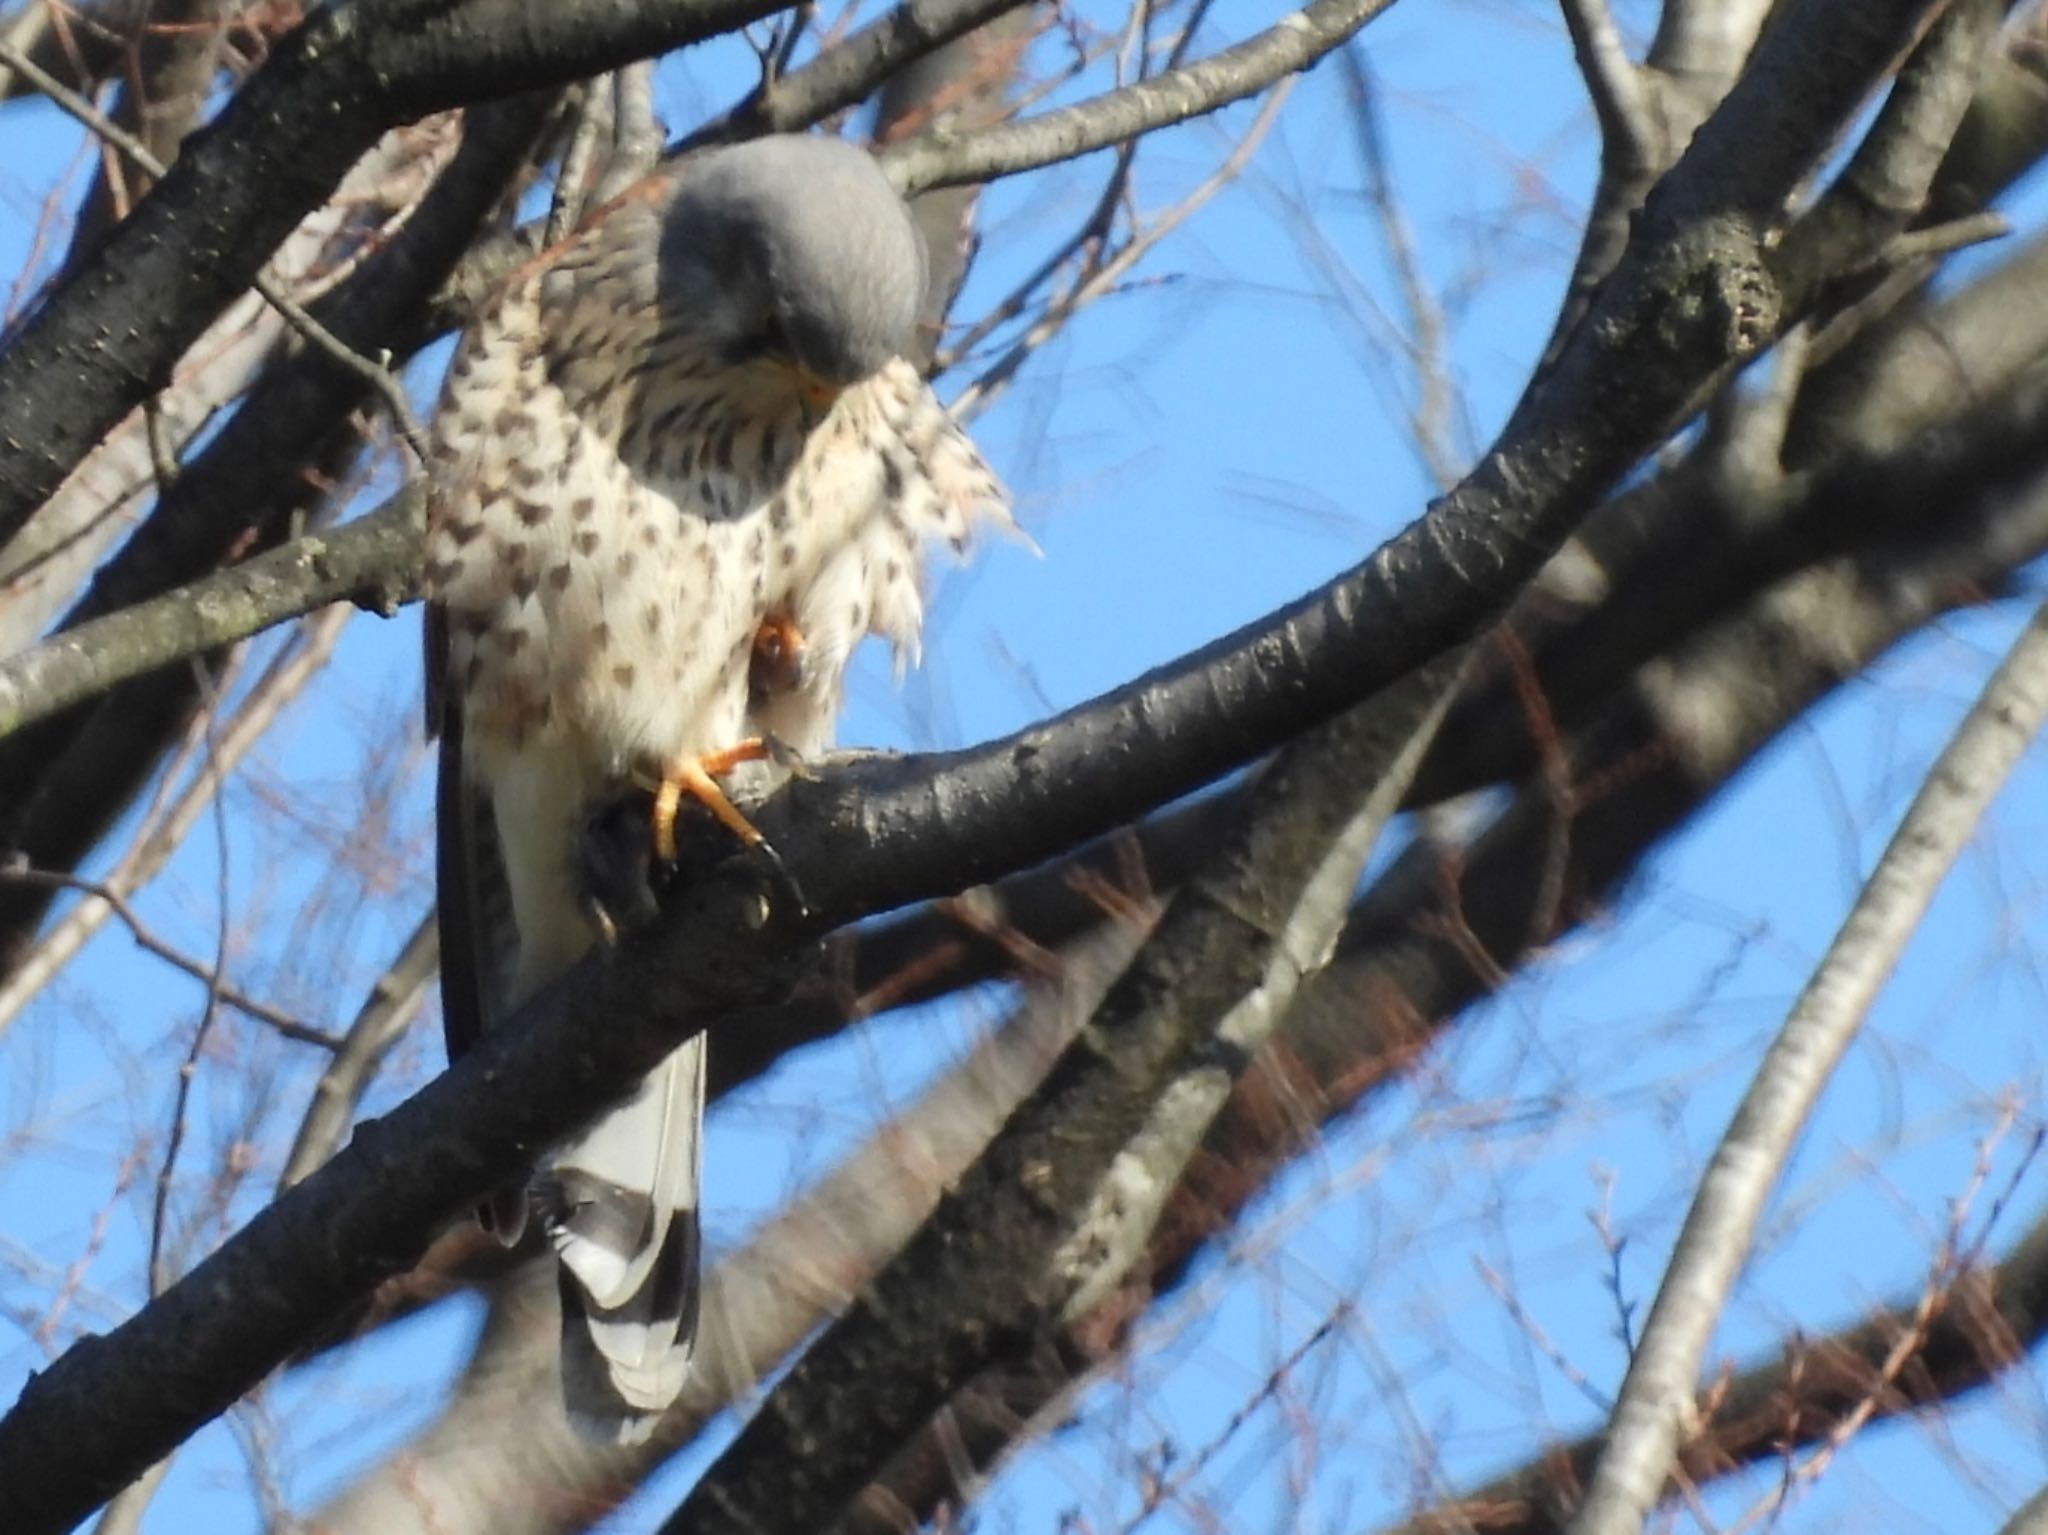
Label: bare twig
xmin=956 ymin=78 xmax=1294 ymax=416
xmin=0 ymin=862 xmax=340 ymax=1051
xmin=1876 ymin=206 xmax=2009 ymax=265
xmin=1344 ymin=49 xmax=1463 ymax=489
xmin=881 ymin=0 xmax=1397 ymax=193
xmin=1115 ymin=1312 xmax=1346 ymax=1535
xmin=695 ymin=0 xmax=1029 ymax=145
xmin=145 ymin=667 xmax=237 ymax=1298
xmin=0 ymin=605 xmax=355 ymax=1040
xmin=278 ymin=915 xmax=439 ymax=1189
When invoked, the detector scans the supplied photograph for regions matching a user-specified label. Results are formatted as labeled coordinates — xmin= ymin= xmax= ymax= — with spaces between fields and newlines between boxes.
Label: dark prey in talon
xmin=576 ymin=793 xmax=663 ymax=941
xmin=749 ymin=609 xmax=808 ymax=702
xmin=421 ymin=133 xmax=1014 ymax=1442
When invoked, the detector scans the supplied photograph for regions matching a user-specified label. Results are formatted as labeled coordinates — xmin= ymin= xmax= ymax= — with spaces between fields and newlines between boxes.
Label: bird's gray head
xmin=658 ymin=135 xmax=928 ymax=398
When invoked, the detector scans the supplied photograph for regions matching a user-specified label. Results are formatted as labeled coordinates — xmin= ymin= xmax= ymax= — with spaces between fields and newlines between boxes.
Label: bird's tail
xmin=544 ymin=1031 xmax=705 ymax=1444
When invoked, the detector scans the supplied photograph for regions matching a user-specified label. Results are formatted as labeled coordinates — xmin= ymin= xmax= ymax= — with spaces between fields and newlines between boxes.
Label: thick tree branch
xmin=1539 ymin=0 xmax=1770 ymax=369
xmin=273 ymin=240 xmax=2048 ymax=1532
xmin=1774 ymin=0 xmax=2001 ymax=307
xmin=671 ymin=653 xmax=1467 ymax=1535
xmin=282 ymin=281 xmax=2048 ymax=1355
xmin=845 ymin=316 xmax=2048 ymax=1530
xmin=1645 ymin=0 xmax=1944 ymax=231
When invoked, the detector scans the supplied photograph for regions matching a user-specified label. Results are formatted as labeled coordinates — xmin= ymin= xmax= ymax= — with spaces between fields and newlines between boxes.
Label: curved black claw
xmin=742 ymin=831 xmax=806 ymax=921
xmin=576 ymin=792 xmax=661 ymax=942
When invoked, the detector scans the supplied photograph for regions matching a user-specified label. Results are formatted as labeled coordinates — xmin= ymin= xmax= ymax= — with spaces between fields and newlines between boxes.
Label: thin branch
xmin=1877 ymin=206 xmax=2009 ymax=263
xmin=0 ymin=602 xmax=354 ymax=1039
xmin=593 ymin=59 xmax=666 ymax=204
xmin=1344 ymin=49 xmax=1463 ymax=489
xmin=881 ymin=0 xmax=1396 ymax=193
xmin=544 ymin=80 xmax=613 ymax=246
xmin=0 ymin=489 xmax=419 ymax=742
xmin=696 ymin=0 xmax=1032 ymax=145
xmin=955 ymin=77 xmax=1294 ymax=417
xmin=1567 ymin=596 xmax=2048 ymax=1535
xmin=1559 ymin=0 xmax=1657 ymax=170
xmin=145 ymin=689 xmax=237 ymax=1298
xmin=1773 ymin=0 xmax=2002 ymax=309
xmin=0 ymin=862 xmax=341 ymax=1051
xmin=0 ymin=0 xmax=147 ymax=103
xmin=278 ymin=915 xmax=439 ymax=1190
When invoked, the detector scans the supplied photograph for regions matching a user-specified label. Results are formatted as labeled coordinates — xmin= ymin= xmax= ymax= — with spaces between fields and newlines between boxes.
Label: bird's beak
xmin=788 ymin=364 xmax=844 ymax=410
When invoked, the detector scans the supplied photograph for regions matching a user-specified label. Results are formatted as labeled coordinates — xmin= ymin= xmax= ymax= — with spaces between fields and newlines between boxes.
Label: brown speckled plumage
xmin=423 ymin=135 xmax=1009 ymax=1442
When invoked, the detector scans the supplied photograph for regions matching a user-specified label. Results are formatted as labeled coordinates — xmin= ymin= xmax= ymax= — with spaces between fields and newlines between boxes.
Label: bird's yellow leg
xmin=647 ymin=740 xmax=772 ymax=862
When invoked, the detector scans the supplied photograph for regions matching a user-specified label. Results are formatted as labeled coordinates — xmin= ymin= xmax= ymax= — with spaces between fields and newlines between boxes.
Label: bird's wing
xmin=426 ymin=600 xmax=529 ymax=1240
xmin=425 ymin=601 xmax=519 ymax=1064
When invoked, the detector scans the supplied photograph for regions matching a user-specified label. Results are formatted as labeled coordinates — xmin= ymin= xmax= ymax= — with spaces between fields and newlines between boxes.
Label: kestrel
xmin=422 ymin=134 xmax=1009 ymax=1441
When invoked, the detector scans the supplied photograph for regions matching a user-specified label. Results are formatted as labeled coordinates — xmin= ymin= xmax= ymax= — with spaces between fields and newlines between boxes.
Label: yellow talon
xmin=647 ymin=740 xmax=772 ymax=862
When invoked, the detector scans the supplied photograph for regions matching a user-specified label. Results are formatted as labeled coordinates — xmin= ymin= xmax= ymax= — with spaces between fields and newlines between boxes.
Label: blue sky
xmin=4 ymin=1 xmax=2048 ymax=1530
